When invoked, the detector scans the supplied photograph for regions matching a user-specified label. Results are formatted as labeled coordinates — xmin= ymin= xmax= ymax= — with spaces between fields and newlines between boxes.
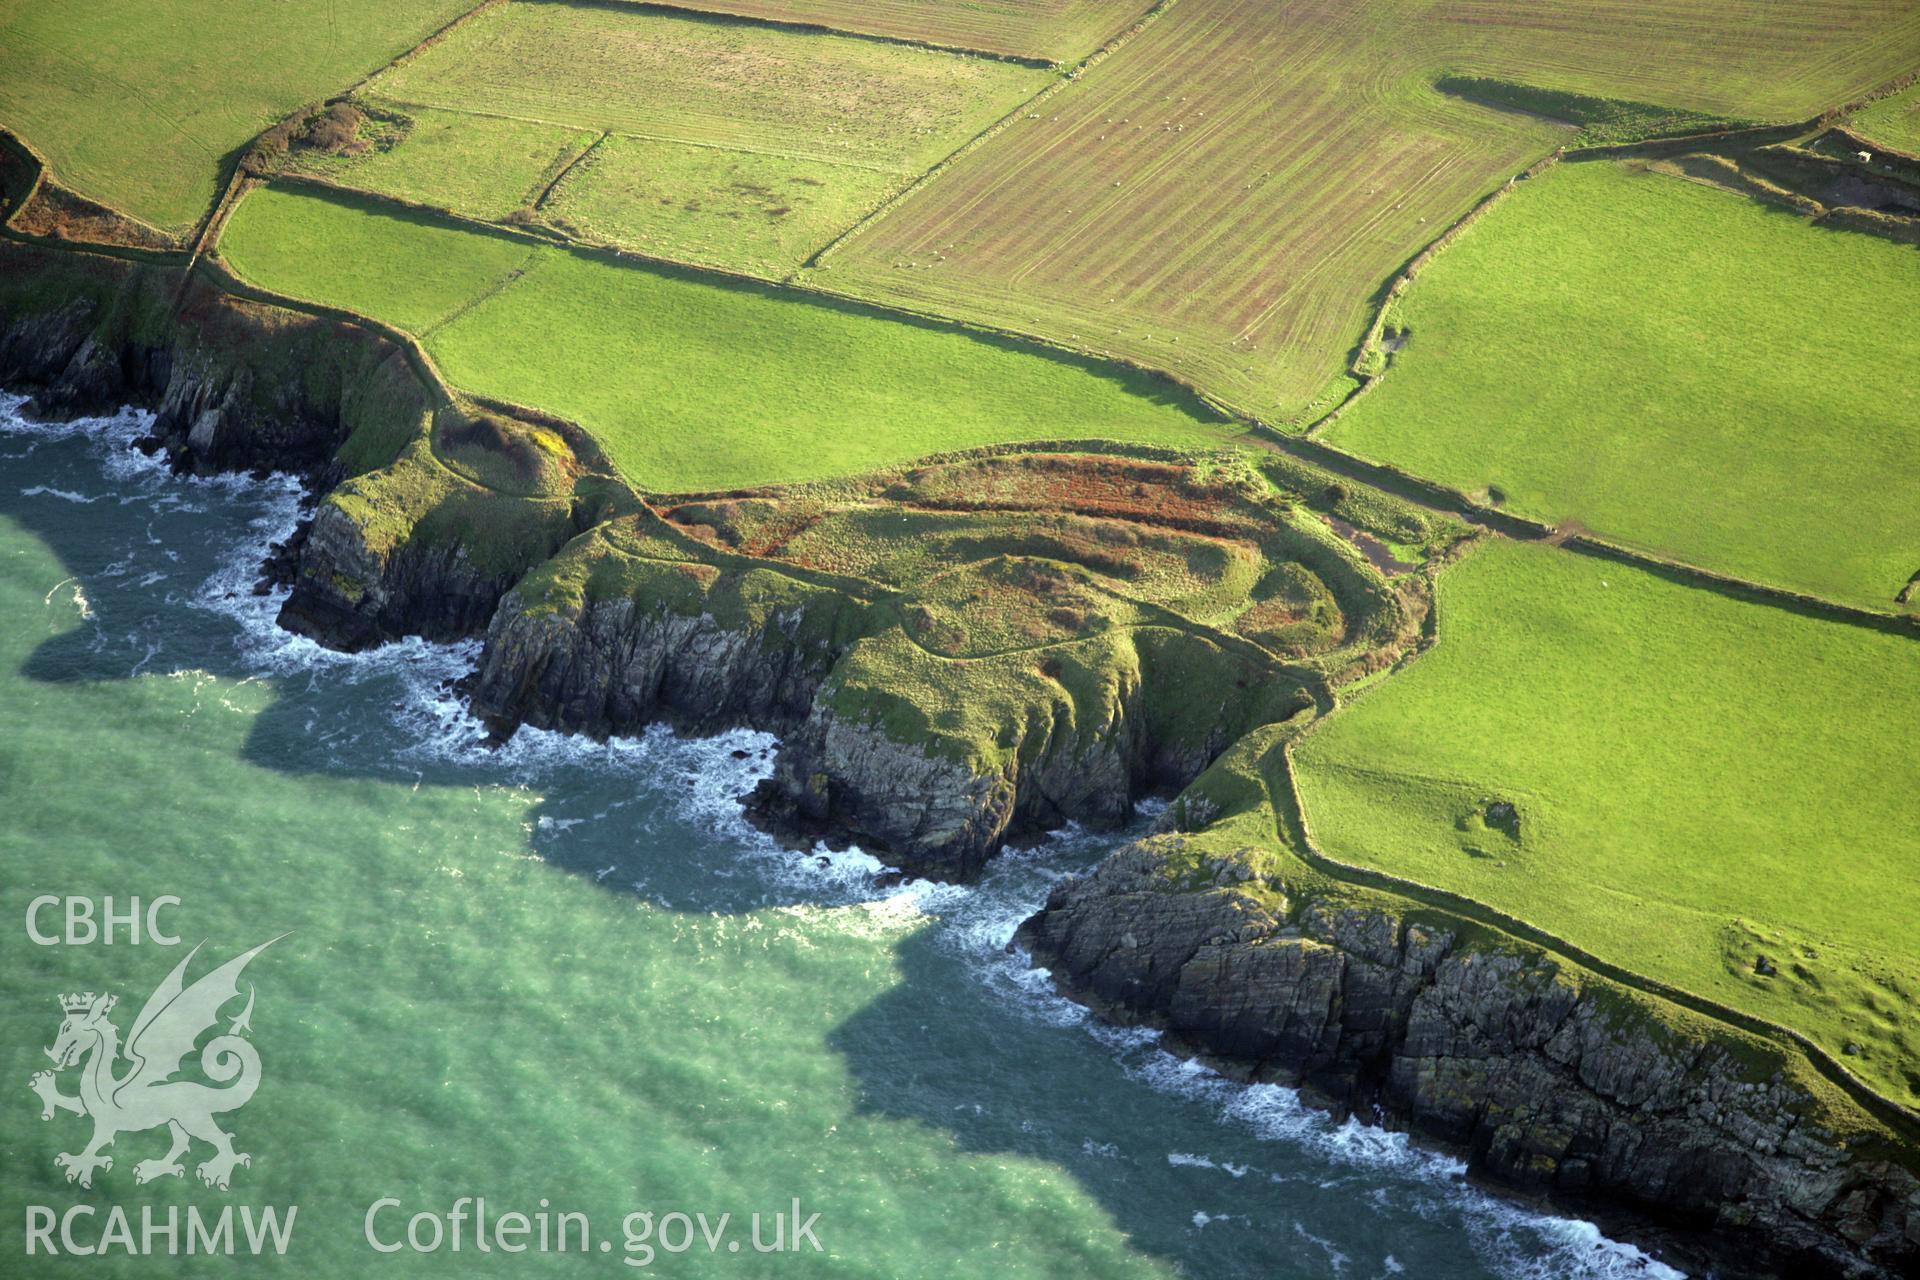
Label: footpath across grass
xmin=1293 ymin=538 xmax=1920 ymax=1106
xmin=1324 ymin=160 xmax=1920 ymax=612
xmin=218 ymin=185 xmax=1237 ymax=491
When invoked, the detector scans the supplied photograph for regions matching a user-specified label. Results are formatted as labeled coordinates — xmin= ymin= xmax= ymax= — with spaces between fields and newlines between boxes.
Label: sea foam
xmin=0 ymin=391 xmax=1685 ymax=1280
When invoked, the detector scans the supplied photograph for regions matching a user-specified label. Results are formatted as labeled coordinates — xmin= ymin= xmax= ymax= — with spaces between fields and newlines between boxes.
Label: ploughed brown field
xmin=815 ymin=0 xmax=1920 ymax=420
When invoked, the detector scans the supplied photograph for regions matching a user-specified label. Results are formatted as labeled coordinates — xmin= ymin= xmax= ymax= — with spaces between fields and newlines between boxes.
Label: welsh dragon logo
xmin=29 ymin=938 xmax=282 ymax=1191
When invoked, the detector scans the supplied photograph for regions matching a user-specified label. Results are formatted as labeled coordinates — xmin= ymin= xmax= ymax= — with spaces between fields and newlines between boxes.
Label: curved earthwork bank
xmin=2 ymin=94 xmax=1918 ymax=1276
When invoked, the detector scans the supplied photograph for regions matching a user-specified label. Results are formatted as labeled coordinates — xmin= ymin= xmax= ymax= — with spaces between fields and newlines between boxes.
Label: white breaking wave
xmin=0 ymin=389 xmax=1684 ymax=1280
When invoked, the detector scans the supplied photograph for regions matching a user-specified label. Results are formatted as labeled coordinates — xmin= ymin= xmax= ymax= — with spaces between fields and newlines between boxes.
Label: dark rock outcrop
xmin=468 ymin=554 xmax=1314 ymax=880
xmin=0 ymin=244 xmax=578 ymax=652
xmin=1018 ymin=839 xmax=1920 ymax=1278
xmin=275 ymin=485 xmax=562 ymax=651
xmin=0 ymin=260 xmax=366 ymax=480
xmin=470 ymin=588 xmax=849 ymax=740
xmin=753 ymin=642 xmax=1272 ymax=881
xmin=466 ymin=577 xmax=1187 ymax=881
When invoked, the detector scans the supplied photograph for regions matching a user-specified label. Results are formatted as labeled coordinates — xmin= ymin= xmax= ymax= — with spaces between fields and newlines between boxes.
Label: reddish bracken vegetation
xmin=888 ymin=453 xmax=1269 ymax=536
xmin=9 ymin=178 xmax=181 ymax=250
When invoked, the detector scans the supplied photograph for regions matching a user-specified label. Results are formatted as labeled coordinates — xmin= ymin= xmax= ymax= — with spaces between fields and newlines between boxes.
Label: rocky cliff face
xmin=470 ymin=588 xmax=847 ymax=740
xmin=751 ymin=641 xmax=1269 ymax=881
xmin=0 ymin=259 xmax=366 ymax=480
xmin=466 ymin=575 xmax=1026 ymax=880
xmin=1018 ymin=838 xmax=1920 ymax=1278
xmin=466 ymin=572 xmax=1276 ymax=880
xmin=274 ymin=499 xmax=525 ymax=649
xmin=0 ymin=245 xmax=584 ymax=653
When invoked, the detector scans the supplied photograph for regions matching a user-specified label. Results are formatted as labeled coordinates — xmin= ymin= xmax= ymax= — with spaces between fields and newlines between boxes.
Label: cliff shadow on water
xmin=3 ymin=237 xmax=1914 ymax=1278
xmin=0 ymin=404 xmax=1672 ymax=1280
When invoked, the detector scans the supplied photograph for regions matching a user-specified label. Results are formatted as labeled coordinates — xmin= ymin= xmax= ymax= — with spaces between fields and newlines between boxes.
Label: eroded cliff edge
xmin=0 ymin=238 xmax=1430 ymax=880
xmin=4 ymin=238 xmax=1916 ymax=1277
xmin=458 ymin=444 xmax=1425 ymax=878
xmin=1017 ymin=734 xmax=1920 ymax=1278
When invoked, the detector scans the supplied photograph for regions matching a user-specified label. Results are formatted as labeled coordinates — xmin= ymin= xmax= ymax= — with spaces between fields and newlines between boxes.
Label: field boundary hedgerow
xmin=327 ymin=0 xmax=1061 ymax=276
xmin=191 ymin=252 xmax=456 ymax=414
xmin=1295 ymin=85 xmax=1920 ymax=622
xmin=620 ymin=0 xmax=1158 ymax=65
xmin=802 ymin=0 xmax=1178 ymax=272
xmin=530 ymin=130 xmax=612 ymax=212
xmin=344 ymin=0 xmax=512 ymax=91
xmin=1345 ymin=60 xmax=1920 ymax=369
xmin=601 ymin=0 xmax=1061 ymax=69
xmin=1324 ymin=114 xmax=1846 ymax=417
xmin=1261 ymin=429 xmax=1920 ymax=636
xmin=194 ymin=246 xmax=642 ymax=499
xmin=223 ymin=176 xmax=1918 ymax=632
xmin=1557 ymin=118 xmax=1816 ymax=162
xmin=1339 ymin=153 xmax=1564 ymax=391
xmin=1265 ymin=729 xmax=1920 ymax=1145
xmin=1827 ymin=124 xmax=1920 ymax=170
xmin=222 ymin=172 xmax=1241 ymax=420
xmin=0 ymin=129 xmax=190 ymax=261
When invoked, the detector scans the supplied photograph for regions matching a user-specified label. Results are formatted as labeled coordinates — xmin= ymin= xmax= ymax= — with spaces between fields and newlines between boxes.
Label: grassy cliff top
xmin=1324 ymin=159 xmax=1920 ymax=613
xmin=1293 ymin=537 xmax=1920 ymax=1107
xmin=217 ymin=184 xmax=1241 ymax=492
xmin=0 ymin=0 xmax=474 ymax=232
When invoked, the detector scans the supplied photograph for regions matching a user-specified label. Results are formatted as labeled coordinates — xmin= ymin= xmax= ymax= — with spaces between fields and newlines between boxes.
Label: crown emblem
xmin=60 ymin=992 xmax=114 ymax=1015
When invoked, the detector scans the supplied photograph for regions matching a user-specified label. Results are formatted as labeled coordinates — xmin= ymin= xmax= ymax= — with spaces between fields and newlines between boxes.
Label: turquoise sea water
xmin=0 ymin=397 xmax=1679 ymax=1278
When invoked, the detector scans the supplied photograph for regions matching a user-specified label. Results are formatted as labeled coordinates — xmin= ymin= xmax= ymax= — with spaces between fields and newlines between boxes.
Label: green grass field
xmin=218 ymin=185 xmax=1237 ymax=491
xmin=0 ymin=0 xmax=472 ymax=232
xmin=816 ymin=0 xmax=1568 ymax=423
xmin=819 ymin=0 xmax=1920 ymax=422
xmin=1428 ymin=0 xmax=1920 ymax=123
xmin=289 ymin=106 xmax=596 ymax=223
xmin=1851 ymin=83 xmax=1920 ymax=154
xmin=308 ymin=1 xmax=1050 ymax=273
xmin=652 ymin=0 xmax=1154 ymax=63
xmin=1293 ymin=538 xmax=1920 ymax=1105
xmin=1324 ymin=160 xmax=1920 ymax=611
xmin=219 ymin=188 xmax=537 ymax=334
xmin=540 ymin=135 xmax=900 ymax=277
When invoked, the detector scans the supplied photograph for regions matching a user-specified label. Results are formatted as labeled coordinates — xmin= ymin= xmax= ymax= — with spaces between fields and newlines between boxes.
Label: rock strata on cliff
xmin=6 ymin=230 xmax=1917 ymax=1279
xmin=1018 ymin=835 xmax=1920 ymax=1278
xmin=465 ymin=514 xmax=1345 ymax=879
xmin=0 ymin=244 xmax=402 ymax=478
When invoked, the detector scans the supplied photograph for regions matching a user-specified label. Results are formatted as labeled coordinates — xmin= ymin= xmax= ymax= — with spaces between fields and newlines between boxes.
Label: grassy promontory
xmin=463 ymin=443 xmax=1439 ymax=877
